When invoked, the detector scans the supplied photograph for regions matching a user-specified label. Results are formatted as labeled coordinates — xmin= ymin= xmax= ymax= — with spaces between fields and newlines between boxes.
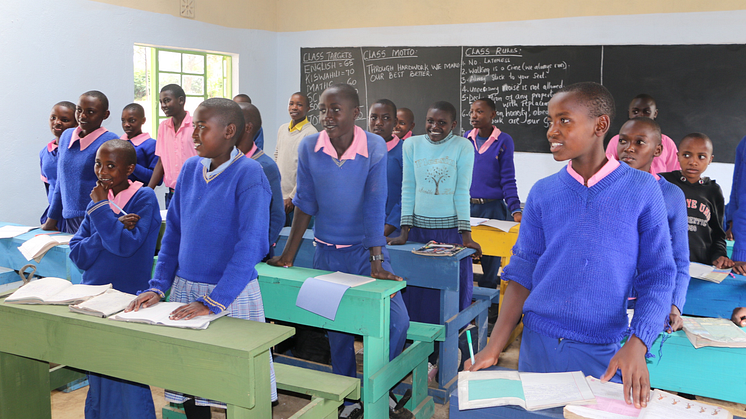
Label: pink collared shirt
xmin=567 ymin=158 xmax=620 ymax=187
xmin=401 ymin=131 xmax=412 ymax=140
xmin=386 ymin=134 xmax=401 ymax=152
xmin=121 ymin=132 xmax=151 ymax=147
xmin=314 ymin=125 xmax=368 ymax=160
xmin=155 ymin=112 xmax=196 ymax=189
xmin=47 ymin=139 xmax=58 ymax=153
xmin=467 ymin=126 xmax=502 ymax=154
xmin=69 ymin=127 xmax=108 ymax=151
xmin=245 ymin=142 xmax=259 ymax=159
xmin=107 ymin=180 xmax=143 ymax=214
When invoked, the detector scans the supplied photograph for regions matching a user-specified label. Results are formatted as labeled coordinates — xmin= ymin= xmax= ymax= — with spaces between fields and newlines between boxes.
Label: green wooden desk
xmin=0 ymin=297 xmax=294 ymax=419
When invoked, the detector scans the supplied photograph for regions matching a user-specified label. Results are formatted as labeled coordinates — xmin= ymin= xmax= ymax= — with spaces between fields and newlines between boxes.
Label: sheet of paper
xmin=44 ymin=283 xmax=111 ymax=304
xmin=470 ymin=217 xmax=488 ymax=227
xmin=0 ymin=225 xmax=35 ymax=239
xmin=4 ymin=277 xmax=71 ymax=303
xmin=69 ymin=289 xmax=136 ymax=317
xmin=689 ymin=262 xmax=730 ymax=283
xmin=296 ymin=277 xmax=349 ymax=320
xmin=640 ymin=390 xmax=731 ymax=419
xmin=565 ymin=405 xmax=639 ymax=419
xmin=110 ymin=301 xmax=227 ymax=329
xmin=520 ymin=371 xmax=595 ymax=410
xmin=478 ymin=219 xmax=519 ymax=232
xmin=160 ymin=209 xmax=168 ymax=219
xmin=457 ymin=370 xmax=526 ymax=410
xmin=314 ymin=271 xmax=375 ymax=288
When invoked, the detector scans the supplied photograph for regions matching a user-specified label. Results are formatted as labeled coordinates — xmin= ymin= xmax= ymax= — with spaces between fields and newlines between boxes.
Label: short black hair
xmin=55 ymin=101 xmax=76 ymax=112
xmin=160 ymin=84 xmax=186 ymax=99
xmin=429 ymin=101 xmax=457 ymax=122
xmin=632 ymin=94 xmax=656 ymax=106
xmin=198 ymin=98 xmax=245 ymax=142
xmin=557 ymin=82 xmax=616 ymax=124
xmin=326 ymin=84 xmax=360 ymax=108
xmin=81 ymin=90 xmax=109 ymax=111
xmin=233 ymin=94 xmax=252 ymax=103
xmin=475 ymin=97 xmax=496 ymax=111
xmin=100 ymin=139 xmax=137 ymax=166
xmin=123 ymin=103 xmax=145 ymax=117
xmin=623 ymin=117 xmax=662 ymax=145
xmin=372 ymin=99 xmax=397 ymax=116
xmin=238 ymin=102 xmax=262 ymax=130
xmin=291 ymin=92 xmax=310 ymax=107
xmin=681 ymin=132 xmax=713 ymax=150
xmin=398 ymin=107 xmax=414 ymax=121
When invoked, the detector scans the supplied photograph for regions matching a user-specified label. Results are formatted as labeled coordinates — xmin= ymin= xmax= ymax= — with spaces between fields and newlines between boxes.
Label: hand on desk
xmin=118 ymin=214 xmax=140 ymax=230
xmin=387 ymin=226 xmax=409 ymax=246
xmin=41 ymin=218 xmax=59 ymax=231
xmin=667 ymin=305 xmax=683 ymax=333
xmin=126 ymin=291 xmax=162 ymax=312
xmin=512 ymin=212 xmax=522 ymax=223
xmin=713 ymin=256 xmax=735 ymax=269
xmin=732 ymin=261 xmax=746 ymax=276
xmin=461 ymin=232 xmax=482 ymax=258
xmin=601 ymin=334 xmax=649 ymax=408
xmin=732 ymin=307 xmax=746 ymax=327
xmin=464 ymin=342 xmax=500 ymax=372
xmin=169 ymin=302 xmax=211 ymax=320
xmin=266 ymin=256 xmax=293 ymax=268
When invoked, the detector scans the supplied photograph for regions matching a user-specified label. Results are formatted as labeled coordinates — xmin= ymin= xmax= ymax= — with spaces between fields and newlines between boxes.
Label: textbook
xmin=689 ymin=262 xmax=731 ymax=283
xmin=18 ymin=233 xmax=74 ymax=262
xmin=296 ymin=271 xmax=376 ymax=321
xmin=110 ymin=301 xmax=228 ymax=329
xmin=0 ymin=224 xmax=35 ymax=239
xmin=681 ymin=316 xmax=746 ymax=349
xmin=458 ymin=370 xmax=595 ymax=411
xmin=4 ymin=277 xmax=111 ymax=305
xmin=412 ymin=241 xmax=466 ymax=257
xmin=69 ymin=289 xmax=137 ymax=318
xmin=563 ymin=377 xmax=732 ymax=418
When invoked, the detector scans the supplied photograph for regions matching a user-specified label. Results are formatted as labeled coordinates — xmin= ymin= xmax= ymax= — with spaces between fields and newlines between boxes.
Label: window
xmin=133 ymin=45 xmax=233 ymax=136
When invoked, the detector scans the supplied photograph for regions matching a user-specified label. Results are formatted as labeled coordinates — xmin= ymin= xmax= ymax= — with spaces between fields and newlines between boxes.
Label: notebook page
xmin=44 ymin=283 xmax=112 ymax=304
xmin=69 ymin=289 xmax=136 ymax=317
xmin=314 ymin=271 xmax=375 ymax=287
xmin=520 ymin=371 xmax=595 ymax=410
xmin=0 ymin=225 xmax=35 ymax=239
xmin=5 ymin=277 xmax=71 ymax=303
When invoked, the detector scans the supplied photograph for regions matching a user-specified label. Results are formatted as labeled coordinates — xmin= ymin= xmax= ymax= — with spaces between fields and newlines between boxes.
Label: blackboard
xmin=301 ymin=45 xmax=746 ymax=163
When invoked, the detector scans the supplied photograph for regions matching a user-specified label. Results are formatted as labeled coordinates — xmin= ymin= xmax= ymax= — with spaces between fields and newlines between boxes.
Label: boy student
xmin=236 ymin=102 xmax=284 ymax=258
xmin=43 ymin=91 xmax=120 ymax=233
xmin=467 ymin=82 xmax=676 ymax=409
xmin=69 ymin=139 xmax=160 ymax=419
xmin=465 ymin=97 xmax=521 ymax=292
xmin=369 ymin=98 xmax=403 ymax=237
xmin=232 ymin=94 xmax=264 ymax=149
xmin=274 ymin=92 xmax=318 ymax=226
xmin=606 ymin=94 xmax=680 ymax=173
xmin=121 ymin=103 xmax=158 ymax=185
xmin=661 ymin=134 xmax=733 ymax=269
xmin=127 ymin=98 xmax=275 ymax=417
xmin=40 ymin=101 xmax=78 ymax=231
xmin=726 ymin=134 xmax=746 ymax=274
xmin=147 ymin=84 xmax=195 ymax=208
xmin=394 ymin=107 xmax=415 ymax=140
xmin=616 ymin=117 xmax=690 ymax=332
xmin=268 ymin=84 xmax=410 ymax=419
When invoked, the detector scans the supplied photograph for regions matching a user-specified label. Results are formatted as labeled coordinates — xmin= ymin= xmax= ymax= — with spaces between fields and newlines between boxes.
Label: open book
xmin=682 ymin=316 xmax=746 ymax=349
xmin=411 ymin=241 xmax=466 ymax=257
xmin=470 ymin=217 xmax=519 ymax=232
xmin=18 ymin=234 xmax=74 ymax=262
xmin=563 ymin=377 xmax=732 ymax=418
xmin=4 ymin=277 xmax=111 ymax=305
xmin=69 ymin=289 xmax=136 ymax=318
xmin=458 ymin=370 xmax=595 ymax=411
xmin=689 ymin=262 xmax=731 ymax=283
xmin=0 ymin=225 xmax=36 ymax=239
xmin=110 ymin=301 xmax=228 ymax=329
xmin=296 ymin=271 xmax=376 ymax=321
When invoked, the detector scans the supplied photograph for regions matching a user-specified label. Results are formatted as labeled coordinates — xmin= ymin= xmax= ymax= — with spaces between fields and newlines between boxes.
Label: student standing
xmin=40 ymin=101 xmax=78 ymax=232
xmin=393 ymin=107 xmax=415 ymax=140
xmin=120 ymin=103 xmax=158 ymax=185
xmin=468 ymin=83 xmax=675 ymax=409
xmin=369 ymin=99 xmax=403 ymax=237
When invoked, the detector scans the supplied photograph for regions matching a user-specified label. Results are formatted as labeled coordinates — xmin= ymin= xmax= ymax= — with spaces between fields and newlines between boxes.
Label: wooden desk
xmin=684 ymin=274 xmax=746 ymax=319
xmin=0 ymin=221 xmax=83 ymax=283
xmin=0 ymin=297 xmax=294 ymax=419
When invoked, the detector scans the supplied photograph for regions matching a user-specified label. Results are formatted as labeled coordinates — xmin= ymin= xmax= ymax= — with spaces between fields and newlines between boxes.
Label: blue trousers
xmin=470 ymin=199 xmax=509 ymax=289
xmin=519 ymin=327 xmax=622 ymax=383
xmin=85 ymin=373 xmax=156 ymax=419
xmin=313 ymin=243 xmax=410 ymax=378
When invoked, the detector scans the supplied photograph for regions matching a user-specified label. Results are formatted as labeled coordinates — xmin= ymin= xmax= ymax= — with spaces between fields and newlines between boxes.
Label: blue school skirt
xmin=84 ymin=374 xmax=156 ymax=419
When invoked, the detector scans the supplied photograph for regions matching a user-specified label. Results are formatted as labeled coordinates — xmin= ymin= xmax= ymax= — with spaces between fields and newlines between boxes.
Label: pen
xmin=467 ymin=329 xmax=475 ymax=366
xmin=109 ymin=201 xmax=128 ymax=215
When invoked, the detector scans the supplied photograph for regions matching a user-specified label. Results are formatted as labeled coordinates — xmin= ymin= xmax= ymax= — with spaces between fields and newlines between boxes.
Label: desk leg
xmin=363 ymin=334 xmax=388 ymax=419
xmin=0 ymin=352 xmax=51 ymax=419
xmin=227 ymin=351 xmax=271 ymax=419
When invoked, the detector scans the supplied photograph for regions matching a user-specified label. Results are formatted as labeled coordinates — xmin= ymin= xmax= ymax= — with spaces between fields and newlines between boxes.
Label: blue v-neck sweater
xmin=505 ymin=163 xmax=675 ymax=350
xmin=657 ymin=177 xmax=690 ymax=312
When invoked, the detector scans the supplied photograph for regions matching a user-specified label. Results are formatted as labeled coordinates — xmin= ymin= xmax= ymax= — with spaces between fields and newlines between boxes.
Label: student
xmin=389 ymin=101 xmax=481 ymax=324
xmin=394 ymin=107 xmax=415 ymax=140
xmin=232 ymin=94 xmax=264 ymax=149
xmin=617 ymin=117 xmax=689 ymax=332
xmin=236 ymin=102 xmax=284 ymax=258
xmin=274 ymin=92 xmax=318 ymax=226
xmin=69 ymin=139 xmax=160 ymax=419
xmin=732 ymin=307 xmax=746 ymax=326
xmin=40 ymin=101 xmax=78 ymax=232
xmin=127 ymin=98 xmax=275 ymax=418
xmin=464 ymin=97 xmax=521 ymax=291
xmin=467 ymin=82 xmax=676 ymax=409
xmin=369 ymin=99 xmax=403 ymax=237
xmin=42 ymin=91 xmax=119 ymax=233
xmin=120 ymin=103 xmax=158 ymax=185
xmin=661 ymin=134 xmax=733 ymax=269
xmin=727 ymin=134 xmax=746 ymax=273
xmin=606 ymin=94 xmax=680 ymax=173
xmin=268 ymin=84 xmax=410 ymax=419
xmin=147 ymin=84 xmax=195 ymax=209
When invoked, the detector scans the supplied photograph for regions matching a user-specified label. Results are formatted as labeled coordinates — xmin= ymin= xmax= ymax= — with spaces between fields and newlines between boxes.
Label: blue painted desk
xmin=683 ymin=274 xmax=746 ymax=319
xmin=0 ymin=222 xmax=82 ymax=283
xmin=276 ymin=228 xmax=499 ymax=403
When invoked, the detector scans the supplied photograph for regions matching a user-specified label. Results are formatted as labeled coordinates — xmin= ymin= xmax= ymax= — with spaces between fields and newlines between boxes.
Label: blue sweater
xmin=130 ymin=136 xmax=159 ymax=185
xmin=39 ymin=143 xmax=59 ymax=203
xmin=48 ymin=128 xmax=120 ymax=220
xmin=254 ymin=127 xmax=264 ymax=150
xmin=293 ymin=131 xmax=388 ymax=249
xmin=658 ymin=176 xmax=690 ymax=312
xmin=69 ymin=187 xmax=161 ymax=295
xmin=148 ymin=154 xmax=271 ymax=314
xmin=250 ymin=149 xmax=284 ymax=248
xmin=505 ymin=163 xmax=675 ymax=350
xmin=464 ymin=129 xmax=521 ymax=213
xmin=386 ymin=139 xmax=403 ymax=231
xmin=729 ymin=135 xmax=746 ymax=261
xmin=401 ymin=133 xmax=474 ymax=231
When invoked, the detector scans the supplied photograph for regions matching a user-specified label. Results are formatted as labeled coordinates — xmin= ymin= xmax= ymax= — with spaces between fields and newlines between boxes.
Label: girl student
xmin=40 ymin=101 xmax=78 ymax=231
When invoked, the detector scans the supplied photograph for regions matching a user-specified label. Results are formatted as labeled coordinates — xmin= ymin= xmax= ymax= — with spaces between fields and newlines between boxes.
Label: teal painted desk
xmin=257 ymin=264 xmax=440 ymax=419
xmin=0 ymin=221 xmax=83 ymax=283
xmin=0 ymin=296 xmax=294 ymax=419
